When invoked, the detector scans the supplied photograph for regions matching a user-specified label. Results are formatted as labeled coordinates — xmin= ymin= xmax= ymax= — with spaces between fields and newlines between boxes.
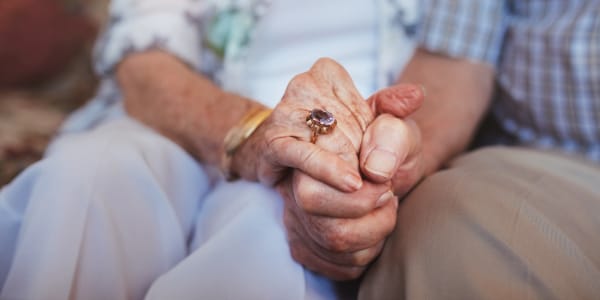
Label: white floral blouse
xmin=58 ymin=0 xmax=418 ymax=135
xmin=94 ymin=0 xmax=418 ymax=91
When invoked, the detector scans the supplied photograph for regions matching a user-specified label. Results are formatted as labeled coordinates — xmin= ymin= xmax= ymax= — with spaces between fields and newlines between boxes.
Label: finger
xmin=288 ymin=232 xmax=366 ymax=281
xmin=267 ymin=107 xmax=359 ymax=163
xmin=367 ymin=83 xmax=425 ymax=117
xmin=301 ymin=196 xmax=399 ymax=253
xmin=360 ymin=114 xmax=421 ymax=183
xmin=266 ymin=136 xmax=363 ymax=192
xmin=312 ymin=241 xmax=385 ymax=268
xmin=300 ymin=224 xmax=386 ymax=268
xmin=280 ymin=179 xmax=393 ymax=268
xmin=285 ymin=211 xmax=366 ymax=281
xmin=308 ymin=58 xmax=374 ymax=131
xmin=292 ymin=171 xmax=394 ymax=218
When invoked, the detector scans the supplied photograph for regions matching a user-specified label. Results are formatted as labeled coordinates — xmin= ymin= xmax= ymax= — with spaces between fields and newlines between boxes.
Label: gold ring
xmin=306 ymin=109 xmax=337 ymax=143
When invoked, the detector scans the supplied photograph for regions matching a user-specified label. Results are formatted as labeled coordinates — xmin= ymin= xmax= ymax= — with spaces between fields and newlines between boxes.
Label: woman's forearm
xmin=116 ymin=50 xmax=266 ymax=169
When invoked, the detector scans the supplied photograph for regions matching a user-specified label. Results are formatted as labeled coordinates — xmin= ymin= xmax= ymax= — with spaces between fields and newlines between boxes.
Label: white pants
xmin=0 ymin=115 xmax=337 ymax=299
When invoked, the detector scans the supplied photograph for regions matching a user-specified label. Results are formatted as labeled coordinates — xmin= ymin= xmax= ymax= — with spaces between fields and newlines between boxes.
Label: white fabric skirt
xmin=0 ymin=103 xmax=338 ymax=299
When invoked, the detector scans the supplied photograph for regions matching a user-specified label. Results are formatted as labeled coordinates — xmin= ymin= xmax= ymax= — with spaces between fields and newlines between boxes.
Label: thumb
xmin=367 ymin=83 xmax=425 ymax=117
xmin=360 ymin=114 xmax=420 ymax=183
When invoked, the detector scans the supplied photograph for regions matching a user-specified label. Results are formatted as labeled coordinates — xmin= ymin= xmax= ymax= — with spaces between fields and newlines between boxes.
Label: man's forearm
xmin=400 ymin=49 xmax=496 ymax=175
xmin=116 ymin=50 xmax=265 ymax=167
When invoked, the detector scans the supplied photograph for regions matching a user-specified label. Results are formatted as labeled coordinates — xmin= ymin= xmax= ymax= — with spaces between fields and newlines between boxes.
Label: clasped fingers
xmin=285 ymin=207 xmax=388 ymax=280
xmin=290 ymin=170 xmax=394 ymax=218
xmin=276 ymin=172 xmax=399 ymax=280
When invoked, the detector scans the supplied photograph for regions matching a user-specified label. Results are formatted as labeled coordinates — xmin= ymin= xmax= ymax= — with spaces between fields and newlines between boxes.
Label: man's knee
xmin=360 ymin=147 xmax=600 ymax=299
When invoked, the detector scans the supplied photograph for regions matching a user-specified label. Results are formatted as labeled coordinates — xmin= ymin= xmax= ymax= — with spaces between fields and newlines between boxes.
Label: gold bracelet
xmin=221 ymin=108 xmax=273 ymax=181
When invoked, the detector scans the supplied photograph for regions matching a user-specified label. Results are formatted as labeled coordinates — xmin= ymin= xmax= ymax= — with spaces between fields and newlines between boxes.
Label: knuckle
xmin=321 ymin=224 xmax=352 ymax=252
xmin=351 ymin=247 xmax=380 ymax=267
xmin=255 ymin=159 xmax=273 ymax=185
xmin=384 ymin=215 xmax=398 ymax=236
xmin=287 ymin=73 xmax=313 ymax=92
xmin=381 ymin=207 xmax=399 ymax=236
xmin=282 ymin=209 xmax=295 ymax=229
xmin=351 ymin=198 xmax=373 ymax=216
xmin=288 ymin=73 xmax=305 ymax=86
xmin=312 ymin=58 xmax=347 ymax=79
xmin=336 ymin=138 xmax=357 ymax=156
xmin=314 ymin=57 xmax=339 ymax=69
xmin=293 ymin=178 xmax=321 ymax=213
xmin=352 ymin=255 xmax=373 ymax=267
xmin=289 ymin=243 xmax=307 ymax=265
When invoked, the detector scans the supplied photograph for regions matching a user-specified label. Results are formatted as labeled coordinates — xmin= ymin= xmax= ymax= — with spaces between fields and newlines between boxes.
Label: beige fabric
xmin=359 ymin=146 xmax=600 ymax=300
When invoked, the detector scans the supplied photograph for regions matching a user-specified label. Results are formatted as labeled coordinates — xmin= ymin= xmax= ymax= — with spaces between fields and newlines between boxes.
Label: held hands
xmin=120 ymin=52 xmax=423 ymax=280
xmin=234 ymin=58 xmax=425 ymax=280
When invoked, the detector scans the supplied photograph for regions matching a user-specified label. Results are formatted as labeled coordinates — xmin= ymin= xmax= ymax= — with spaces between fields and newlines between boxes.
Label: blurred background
xmin=0 ymin=0 xmax=109 ymax=185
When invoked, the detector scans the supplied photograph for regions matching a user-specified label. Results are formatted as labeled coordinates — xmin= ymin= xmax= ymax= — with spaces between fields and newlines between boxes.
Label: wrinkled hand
xmin=277 ymin=173 xmax=398 ymax=280
xmin=233 ymin=58 xmax=374 ymax=192
xmin=363 ymin=84 xmax=426 ymax=196
xmin=238 ymin=57 xmax=426 ymax=280
xmin=273 ymin=59 xmax=425 ymax=280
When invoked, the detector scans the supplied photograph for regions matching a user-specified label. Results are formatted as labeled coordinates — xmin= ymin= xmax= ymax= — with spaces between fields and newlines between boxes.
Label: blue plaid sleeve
xmin=416 ymin=0 xmax=507 ymax=66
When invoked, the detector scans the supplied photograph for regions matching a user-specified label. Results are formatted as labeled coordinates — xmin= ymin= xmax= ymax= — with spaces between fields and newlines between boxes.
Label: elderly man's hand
xmin=277 ymin=171 xmax=398 ymax=280
xmin=363 ymin=84 xmax=426 ymax=196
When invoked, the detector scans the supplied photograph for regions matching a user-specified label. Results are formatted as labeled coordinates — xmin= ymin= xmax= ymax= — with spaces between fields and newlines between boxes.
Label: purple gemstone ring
xmin=306 ymin=109 xmax=337 ymax=143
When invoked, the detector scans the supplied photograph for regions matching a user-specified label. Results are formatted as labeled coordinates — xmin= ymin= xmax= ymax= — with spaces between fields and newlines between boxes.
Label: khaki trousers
xmin=359 ymin=147 xmax=600 ymax=300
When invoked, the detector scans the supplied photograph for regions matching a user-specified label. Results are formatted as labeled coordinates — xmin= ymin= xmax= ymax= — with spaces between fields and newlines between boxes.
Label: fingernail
xmin=365 ymin=149 xmax=398 ymax=179
xmin=344 ymin=173 xmax=363 ymax=190
xmin=376 ymin=191 xmax=395 ymax=207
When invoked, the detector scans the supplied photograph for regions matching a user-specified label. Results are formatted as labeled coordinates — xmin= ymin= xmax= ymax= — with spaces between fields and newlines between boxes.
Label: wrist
xmin=419 ymin=139 xmax=449 ymax=176
xmin=221 ymin=108 xmax=272 ymax=181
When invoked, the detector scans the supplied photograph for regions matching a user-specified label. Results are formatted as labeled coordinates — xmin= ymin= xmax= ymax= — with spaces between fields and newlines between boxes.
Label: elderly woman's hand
xmin=231 ymin=58 xmax=375 ymax=191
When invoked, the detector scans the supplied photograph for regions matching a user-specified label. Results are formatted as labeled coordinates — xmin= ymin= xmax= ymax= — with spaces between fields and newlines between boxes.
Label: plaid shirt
xmin=418 ymin=0 xmax=600 ymax=162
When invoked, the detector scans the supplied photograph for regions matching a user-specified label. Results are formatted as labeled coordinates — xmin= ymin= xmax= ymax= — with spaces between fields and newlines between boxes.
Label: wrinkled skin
xmin=236 ymin=58 xmax=425 ymax=280
xmin=233 ymin=58 xmax=373 ymax=191
xmin=119 ymin=51 xmax=425 ymax=281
